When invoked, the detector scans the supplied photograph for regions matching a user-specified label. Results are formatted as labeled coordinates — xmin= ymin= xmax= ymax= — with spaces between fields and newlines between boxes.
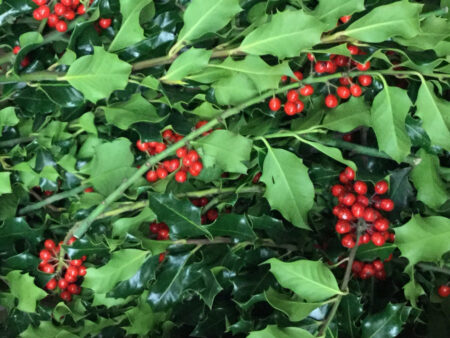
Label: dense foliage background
xmin=0 ymin=0 xmax=449 ymax=337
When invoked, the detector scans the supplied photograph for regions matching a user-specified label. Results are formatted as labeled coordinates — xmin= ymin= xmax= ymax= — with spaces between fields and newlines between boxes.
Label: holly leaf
xmin=322 ymin=97 xmax=371 ymax=133
xmin=0 ymin=172 xmax=11 ymax=195
xmin=63 ymin=46 xmax=132 ymax=103
xmin=5 ymin=271 xmax=47 ymax=313
xmin=162 ymin=48 xmax=212 ymax=83
xmin=21 ymin=321 xmax=78 ymax=338
xmin=300 ymin=138 xmax=356 ymax=170
xmin=339 ymin=2 xmax=422 ymax=42
xmin=260 ymin=148 xmax=314 ymax=230
xmin=240 ymin=10 xmax=326 ymax=58
xmin=149 ymin=193 xmax=211 ymax=239
xmin=64 ymin=237 xmax=110 ymax=260
xmin=82 ymin=249 xmax=148 ymax=294
xmin=112 ymin=207 xmax=155 ymax=238
xmin=109 ymin=0 xmax=153 ymax=52
xmin=177 ymin=0 xmax=242 ymax=44
xmin=371 ymin=86 xmax=411 ymax=163
xmin=206 ymin=213 xmax=257 ymax=242
xmin=248 ymin=325 xmax=315 ymax=338
xmin=266 ymin=258 xmax=343 ymax=302
xmin=0 ymin=107 xmax=19 ymax=136
xmin=415 ymin=81 xmax=450 ymax=151
xmin=124 ymin=292 xmax=154 ymax=336
xmin=356 ymin=243 xmax=396 ymax=261
xmin=411 ymin=149 xmax=448 ymax=209
xmin=361 ymin=303 xmax=412 ymax=338
xmin=194 ymin=130 xmax=252 ymax=174
xmin=313 ymin=0 xmax=365 ymax=30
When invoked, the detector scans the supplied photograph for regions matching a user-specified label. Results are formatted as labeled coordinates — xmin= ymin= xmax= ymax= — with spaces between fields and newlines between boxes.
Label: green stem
xmin=0 ymin=136 xmax=36 ymax=148
xmin=419 ymin=7 xmax=448 ymax=19
xmin=417 ymin=262 xmax=450 ymax=276
xmin=0 ymin=71 xmax=61 ymax=84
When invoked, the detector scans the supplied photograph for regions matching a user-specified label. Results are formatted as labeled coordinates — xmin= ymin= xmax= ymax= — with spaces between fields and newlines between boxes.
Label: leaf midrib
xmin=290 ymin=270 xmax=342 ymax=296
xmin=345 ymin=18 xmax=414 ymax=37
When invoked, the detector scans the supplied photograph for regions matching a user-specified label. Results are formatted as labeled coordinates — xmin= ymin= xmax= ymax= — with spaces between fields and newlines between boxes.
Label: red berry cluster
xmin=351 ymin=259 xmax=387 ymax=280
xmin=137 ymin=129 xmax=204 ymax=184
xmin=31 ymin=0 xmax=86 ymax=32
xmin=191 ymin=198 xmax=219 ymax=224
xmin=39 ymin=237 xmax=86 ymax=302
xmin=438 ymin=285 xmax=450 ymax=298
xmin=331 ymin=167 xmax=395 ymax=249
xmin=149 ymin=221 xmax=170 ymax=262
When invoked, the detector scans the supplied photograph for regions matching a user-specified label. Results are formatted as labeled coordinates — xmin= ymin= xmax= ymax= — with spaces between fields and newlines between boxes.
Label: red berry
xmin=136 ymin=140 xmax=148 ymax=152
xmin=338 ymin=208 xmax=353 ymax=221
xmin=155 ymin=142 xmax=166 ymax=153
xmin=67 ymin=236 xmax=77 ymax=245
xmin=70 ymin=259 xmax=82 ymax=267
xmin=162 ymin=129 xmax=173 ymax=139
xmin=356 ymin=194 xmax=369 ymax=206
xmin=373 ymin=259 xmax=384 ymax=271
xmin=64 ymin=9 xmax=75 ymax=20
xmin=44 ymin=239 xmax=56 ymax=250
xmin=334 ymin=55 xmax=348 ymax=67
xmin=350 ymin=84 xmax=362 ymax=97
xmin=78 ymin=266 xmax=87 ymax=276
xmin=360 ymin=264 xmax=375 ymax=279
xmin=315 ymin=61 xmax=327 ymax=73
xmin=332 ymin=205 xmax=342 ymax=216
xmin=158 ymin=229 xmax=169 ymax=240
xmin=146 ymin=170 xmax=158 ymax=182
xmin=341 ymin=234 xmax=355 ymax=248
xmin=374 ymin=218 xmax=389 ymax=232
xmin=363 ymin=208 xmax=377 ymax=222
xmin=359 ymin=233 xmax=370 ymax=245
xmin=339 ymin=77 xmax=351 ymax=86
xmin=339 ymin=172 xmax=350 ymax=184
xmin=175 ymin=170 xmax=187 ymax=183
xmin=195 ymin=120 xmax=208 ymax=129
xmin=286 ymin=90 xmax=299 ymax=102
xmin=291 ymin=71 xmax=303 ymax=81
xmin=61 ymin=0 xmax=72 ymax=6
xmin=56 ymin=20 xmax=68 ymax=32
xmin=33 ymin=0 xmax=47 ymax=5
xmin=159 ymin=253 xmax=166 ymax=262
xmin=351 ymin=203 xmax=365 ymax=218
xmin=76 ymin=4 xmax=86 ymax=15
xmin=37 ymin=5 xmax=50 ymax=18
xmin=42 ymin=264 xmax=55 ymax=274
xmin=40 ymin=249 xmax=52 ymax=261
xmin=374 ymin=181 xmax=388 ymax=194
xmin=352 ymin=261 xmax=364 ymax=273
xmin=380 ymin=199 xmax=394 ymax=211
xmin=284 ymin=102 xmax=297 ymax=116
xmin=281 ymin=75 xmax=288 ymax=82
xmin=340 ymin=15 xmax=351 ymax=23
xmin=358 ymin=75 xmax=372 ymax=87
xmin=325 ymin=94 xmax=338 ymax=108
xmin=269 ymin=97 xmax=281 ymax=111
xmin=299 ymin=85 xmax=314 ymax=96
xmin=156 ymin=167 xmax=168 ymax=179
xmin=66 ymin=266 xmax=79 ymax=277
xmin=347 ymin=45 xmax=359 ymax=55
xmin=186 ymin=150 xmax=199 ymax=163
xmin=252 ymin=172 xmax=262 ymax=184
xmin=58 ymin=279 xmax=68 ymax=289
xmin=207 ymin=209 xmax=219 ymax=222
xmin=342 ymin=193 xmax=356 ymax=206
xmin=335 ymin=220 xmax=351 ymax=234
xmin=12 ymin=46 xmax=20 ymax=54
xmin=325 ymin=60 xmax=337 ymax=73
xmin=45 ymin=278 xmax=57 ymax=290
xmin=337 ymin=86 xmax=350 ymax=99
xmin=371 ymin=232 xmax=386 ymax=246
xmin=438 ymin=285 xmax=450 ymax=298
xmin=294 ymin=100 xmax=305 ymax=113
xmin=84 ymin=187 xmax=94 ymax=193
xmin=353 ymin=181 xmax=367 ymax=195
xmin=375 ymin=269 xmax=386 ymax=280
xmin=60 ymin=290 xmax=72 ymax=302
xmin=54 ymin=3 xmax=66 ymax=16
xmin=331 ymin=184 xmax=345 ymax=197
xmin=176 ymin=147 xmax=188 ymax=158
xmin=389 ymin=232 xmax=395 ymax=242
xmin=189 ymin=161 xmax=203 ymax=176
xmin=67 ymin=284 xmax=80 ymax=294
xmin=344 ymin=167 xmax=355 ymax=180
xmin=307 ymin=53 xmax=315 ymax=61
xmin=99 ymin=18 xmax=112 ymax=29
xmin=356 ymin=61 xmax=371 ymax=71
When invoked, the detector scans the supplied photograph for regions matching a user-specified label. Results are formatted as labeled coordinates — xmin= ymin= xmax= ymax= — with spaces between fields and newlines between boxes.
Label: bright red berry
xmin=33 ymin=0 xmax=47 ymax=5
xmin=60 ymin=290 xmax=72 ymax=302
xmin=175 ymin=170 xmax=187 ymax=183
xmin=337 ymin=86 xmax=350 ymax=99
xmin=356 ymin=61 xmax=371 ymax=71
xmin=335 ymin=220 xmax=351 ymax=234
xmin=284 ymin=102 xmax=297 ymax=116
xmin=325 ymin=94 xmax=338 ymax=108
xmin=176 ymin=147 xmax=188 ymax=158
xmin=342 ymin=193 xmax=356 ymax=206
xmin=207 ymin=209 xmax=219 ymax=222
xmin=299 ymin=85 xmax=314 ymax=96
xmin=340 ymin=15 xmax=351 ymax=23
xmin=371 ymin=232 xmax=386 ymax=246
xmin=146 ymin=170 xmax=158 ymax=182
xmin=350 ymin=84 xmax=362 ymax=97
xmin=356 ymin=194 xmax=369 ymax=206
xmin=67 ymin=284 xmax=80 ymax=294
xmin=66 ymin=266 xmax=79 ymax=278
xmin=358 ymin=75 xmax=372 ymax=87
xmin=162 ymin=129 xmax=173 ymax=139
xmin=159 ymin=252 xmax=166 ymax=262
xmin=58 ymin=279 xmax=68 ymax=289
xmin=186 ymin=150 xmax=199 ymax=163
xmin=344 ymin=167 xmax=355 ymax=180
xmin=351 ymin=203 xmax=365 ymax=218
xmin=76 ymin=4 xmax=86 ymax=15
xmin=156 ymin=167 xmax=168 ymax=179
xmin=61 ymin=0 xmax=72 ymax=6
xmin=380 ymin=199 xmax=394 ymax=211
xmin=45 ymin=278 xmax=57 ymax=290
xmin=99 ymin=18 xmax=112 ymax=29
xmin=339 ymin=172 xmax=350 ymax=184
xmin=338 ymin=208 xmax=353 ymax=221
xmin=359 ymin=233 xmax=370 ymax=245
xmin=56 ymin=20 xmax=68 ymax=32
xmin=294 ymin=100 xmax=305 ymax=113
xmin=42 ymin=264 xmax=55 ymax=274
xmin=70 ymin=259 xmax=82 ymax=267
xmin=341 ymin=234 xmax=356 ymax=248
xmin=84 ymin=187 xmax=94 ymax=193
xmin=339 ymin=77 xmax=351 ymax=86
xmin=44 ymin=239 xmax=56 ymax=250
xmin=39 ymin=249 xmax=52 ymax=261
xmin=315 ymin=61 xmax=327 ymax=73
xmin=286 ymin=90 xmax=299 ymax=102
xmin=363 ymin=208 xmax=377 ymax=222
xmin=12 ymin=46 xmax=21 ymax=54
xmin=334 ymin=55 xmax=348 ymax=67
xmin=347 ymin=45 xmax=359 ymax=55
xmin=158 ymin=229 xmax=169 ymax=240
xmin=189 ymin=161 xmax=203 ymax=176
xmin=373 ymin=260 xmax=384 ymax=271
xmin=268 ymin=97 xmax=281 ymax=111
xmin=64 ymin=9 xmax=75 ymax=20
xmin=331 ymin=184 xmax=345 ymax=197
xmin=374 ymin=218 xmax=390 ymax=232
xmin=374 ymin=181 xmax=388 ymax=194
xmin=325 ymin=60 xmax=337 ymax=73
xmin=136 ymin=140 xmax=148 ymax=152
xmin=155 ymin=142 xmax=166 ymax=153
xmin=360 ymin=264 xmax=375 ymax=279
xmin=352 ymin=261 xmax=364 ymax=273
xmin=353 ymin=181 xmax=367 ymax=195
xmin=78 ymin=266 xmax=87 ymax=276
xmin=307 ymin=53 xmax=315 ymax=61
xmin=291 ymin=71 xmax=303 ymax=81
xmin=54 ymin=3 xmax=66 ymax=16
xmin=438 ymin=285 xmax=450 ymax=298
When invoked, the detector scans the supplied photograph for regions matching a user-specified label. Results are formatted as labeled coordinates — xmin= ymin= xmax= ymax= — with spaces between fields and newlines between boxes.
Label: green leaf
xmin=300 ymin=138 xmax=356 ymax=170
xmin=313 ymin=0 xmax=365 ymax=30
xmin=0 ymin=218 xmax=43 ymax=248
xmin=248 ymin=325 xmax=315 ymax=338
xmin=205 ymin=213 xmax=257 ymax=241
xmin=124 ymin=292 xmax=154 ymax=335
xmin=109 ymin=0 xmax=153 ymax=52
xmin=112 ymin=207 xmax=155 ymax=238
xmin=177 ymin=0 xmax=242 ymax=43
xmin=194 ymin=130 xmax=252 ymax=174
xmin=85 ymin=138 xmax=136 ymax=195
xmin=63 ymin=46 xmax=132 ymax=103
xmin=361 ymin=303 xmax=411 ymax=338
xmin=371 ymin=86 xmax=411 ymax=163
xmin=415 ymin=81 xmax=450 ymax=151
xmin=260 ymin=148 xmax=314 ymax=229
xmin=78 ymin=112 xmax=97 ymax=135
xmin=149 ymin=193 xmax=211 ymax=239
xmin=339 ymin=2 xmax=422 ymax=42
xmin=162 ymin=48 xmax=212 ymax=83
xmin=190 ymin=101 xmax=221 ymax=119
xmin=240 ymin=10 xmax=326 ymax=58
xmin=338 ymin=294 xmax=364 ymax=338
xmin=82 ymin=249 xmax=148 ymax=294
xmin=265 ymin=288 xmax=324 ymax=322
xmin=0 ymin=172 xmax=11 ymax=195
xmin=411 ymin=149 xmax=448 ymax=209
xmin=395 ymin=215 xmax=450 ymax=267
xmin=356 ymin=243 xmax=396 ymax=261
xmin=266 ymin=258 xmax=343 ymax=302
xmin=5 ymin=271 xmax=47 ymax=313
xmin=21 ymin=321 xmax=78 ymax=338
xmin=0 ymin=107 xmax=19 ymax=136
xmin=103 ymin=93 xmax=162 ymax=130
xmin=322 ymin=97 xmax=371 ymax=133
xmin=64 ymin=237 xmax=109 ymax=260
xmin=403 ymin=267 xmax=424 ymax=308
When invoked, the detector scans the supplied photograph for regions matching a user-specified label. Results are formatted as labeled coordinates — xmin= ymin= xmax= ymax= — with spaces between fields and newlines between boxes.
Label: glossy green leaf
xmin=206 ymin=213 xmax=257 ymax=241
xmin=124 ymin=292 xmax=154 ymax=335
xmin=300 ymin=138 xmax=356 ymax=170
xmin=267 ymin=258 xmax=343 ymax=302
xmin=322 ymin=97 xmax=371 ymax=132
xmin=5 ymin=271 xmax=47 ymax=313
xmin=112 ymin=207 xmax=155 ymax=238
xmin=0 ymin=172 xmax=11 ymax=195
xmin=415 ymin=81 xmax=450 ymax=151
xmin=371 ymin=86 xmax=411 ymax=163
xmin=260 ymin=148 xmax=314 ymax=229
xmin=411 ymin=149 xmax=448 ymax=209
xmin=82 ymin=249 xmax=148 ymax=294
xmin=162 ymin=48 xmax=212 ymax=83
xmin=109 ymin=0 xmax=153 ymax=52
xmin=362 ymin=303 xmax=411 ymax=338
xmin=64 ymin=237 xmax=109 ymax=260
xmin=313 ymin=0 xmax=364 ymax=30
xmin=356 ymin=243 xmax=396 ymax=261
xmin=240 ymin=10 xmax=326 ymax=58
xmin=0 ymin=107 xmax=19 ymax=136
xmin=194 ymin=130 xmax=252 ymax=174
xmin=338 ymin=294 xmax=364 ymax=338
xmin=21 ymin=322 xmax=78 ymax=338
xmin=63 ymin=46 xmax=132 ymax=103
xmin=265 ymin=288 xmax=324 ymax=322
xmin=340 ymin=2 xmax=422 ymax=42
xmin=149 ymin=193 xmax=211 ymax=239
xmin=177 ymin=0 xmax=242 ymax=43
xmin=248 ymin=325 xmax=315 ymax=338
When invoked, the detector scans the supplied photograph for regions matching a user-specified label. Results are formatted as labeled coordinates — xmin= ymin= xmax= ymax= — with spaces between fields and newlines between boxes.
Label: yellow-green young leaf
xmin=82 ymin=249 xmax=148 ymax=294
xmin=371 ymin=86 xmax=411 ymax=163
xmin=177 ymin=0 xmax=242 ymax=43
xmin=403 ymin=266 xmax=424 ymax=308
xmin=300 ymin=138 xmax=356 ymax=170
xmin=162 ymin=48 xmax=212 ymax=82
xmin=340 ymin=1 xmax=422 ymax=42
xmin=63 ymin=47 xmax=132 ymax=103
xmin=240 ymin=10 xmax=326 ymax=58
xmin=261 ymin=148 xmax=314 ymax=229
xmin=395 ymin=215 xmax=450 ymax=267
xmin=0 ymin=172 xmax=12 ymax=195
xmin=313 ymin=0 xmax=365 ymax=30
xmin=411 ymin=149 xmax=448 ymax=209
xmin=109 ymin=0 xmax=152 ymax=51
xmin=0 ymin=107 xmax=19 ymax=136
xmin=248 ymin=325 xmax=315 ymax=338
xmin=5 ymin=271 xmax=47 ymax=313
xmin=266 ymin=259 xmax=343 ymax=302
xmin=190 ymin=102 xmax=221 ymax=119
xmin=322 ymin=97 xmax=371 ymax=132
xmin=415 ymin=81 xmax=450 ymax=151
xmin=194 ymin=130 xmax=252 ymax=174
